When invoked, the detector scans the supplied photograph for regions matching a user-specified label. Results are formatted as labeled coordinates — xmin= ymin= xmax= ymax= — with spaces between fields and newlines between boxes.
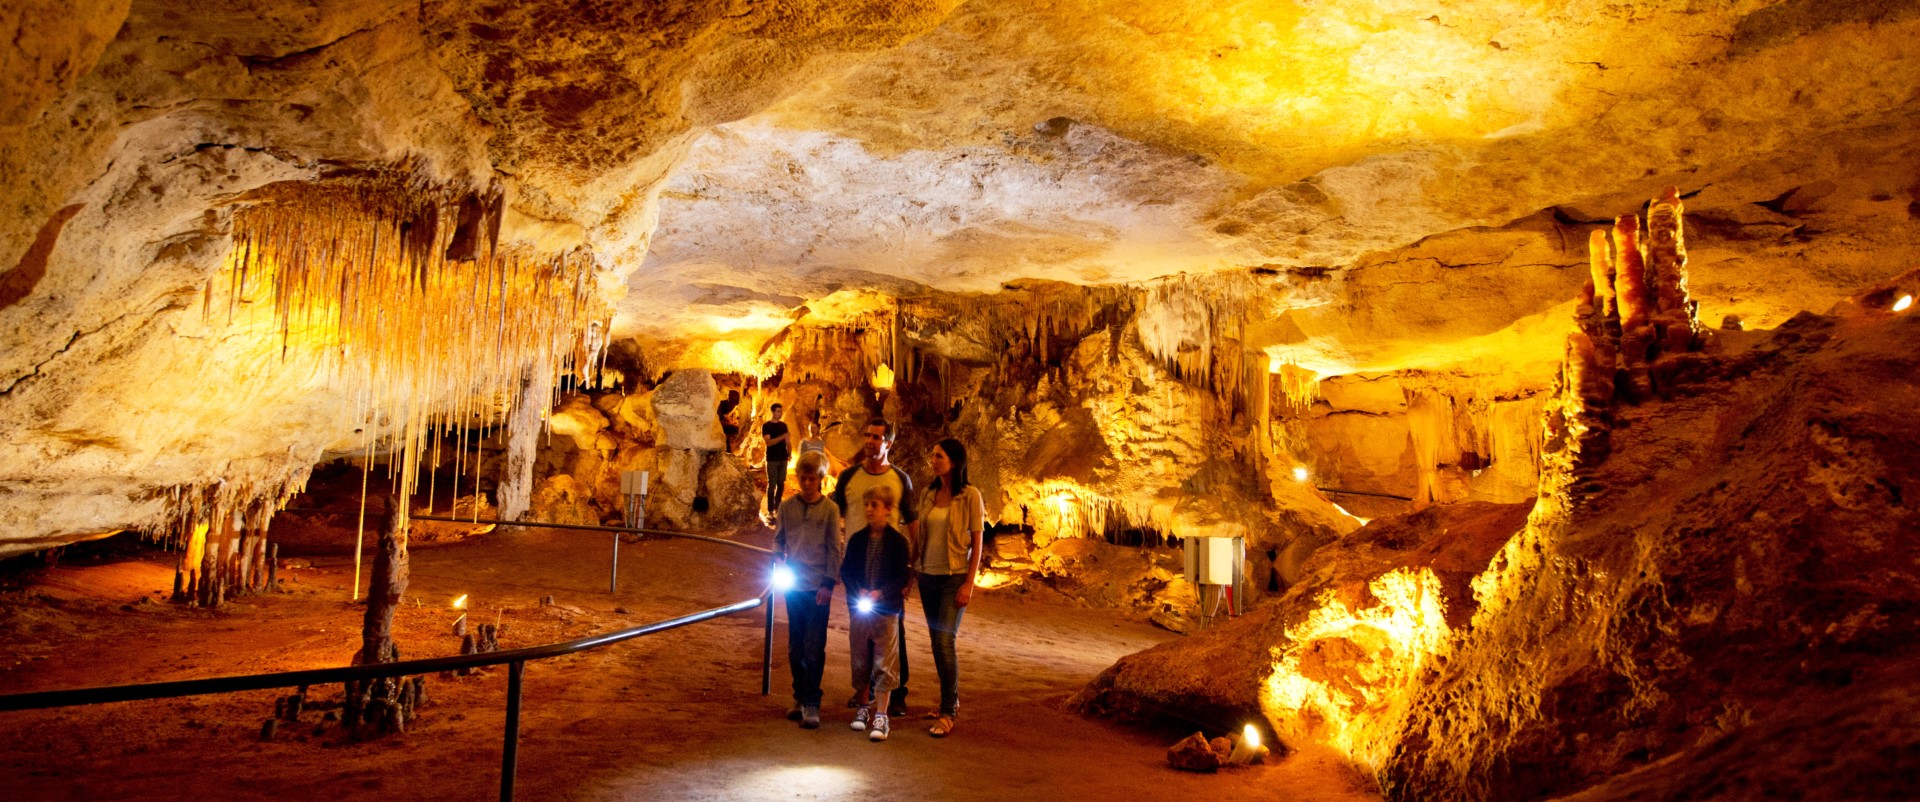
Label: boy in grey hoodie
xmin=773 ymin=451 xmax=842 ymax=728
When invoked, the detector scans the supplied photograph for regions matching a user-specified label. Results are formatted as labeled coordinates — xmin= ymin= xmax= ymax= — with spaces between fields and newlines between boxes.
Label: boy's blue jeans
xmin=918 ymin=573 xmax=969 ymax=716
xmin=784 ymin=588 xmax=831 ymax=706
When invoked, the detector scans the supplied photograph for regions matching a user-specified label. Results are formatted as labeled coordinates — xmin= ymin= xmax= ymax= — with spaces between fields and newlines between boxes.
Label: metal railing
xmin=1316 ymin=486 xmax=1414 ymax=502
xmin=411 ymin=514 xmax=774 ymax=595
xmin=0 ymin=594 xmax=769 ymax=801
xmin=0 ymin=519 xmax=784 ymax=802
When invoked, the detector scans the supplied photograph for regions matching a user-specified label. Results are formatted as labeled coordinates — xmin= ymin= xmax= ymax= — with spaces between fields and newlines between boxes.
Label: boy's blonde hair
xmin=796 ymin=450 xmax=829 ymax=477
xmin=862 ymin=484 xmax=898 ymax=510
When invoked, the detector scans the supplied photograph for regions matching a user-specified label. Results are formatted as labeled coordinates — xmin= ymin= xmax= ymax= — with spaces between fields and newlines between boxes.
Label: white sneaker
xmin=850 ymin=706 xmax=870 ymax=732
xmin=868 ymin=713 xmax=890 ymax=741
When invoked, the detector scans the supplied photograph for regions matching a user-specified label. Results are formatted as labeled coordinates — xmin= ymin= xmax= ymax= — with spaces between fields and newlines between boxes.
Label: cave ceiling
xmin=2 ymin=0 xmax=1919 ymax=547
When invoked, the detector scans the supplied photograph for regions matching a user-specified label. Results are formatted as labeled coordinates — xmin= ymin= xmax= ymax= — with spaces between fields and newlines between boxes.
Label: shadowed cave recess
xmin=2 ymin=1 xmax=1919 ymax=800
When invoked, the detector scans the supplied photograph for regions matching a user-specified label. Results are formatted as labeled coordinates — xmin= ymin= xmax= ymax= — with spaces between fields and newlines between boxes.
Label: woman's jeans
xmin=917 ymin=573 xmax=969 ymax=716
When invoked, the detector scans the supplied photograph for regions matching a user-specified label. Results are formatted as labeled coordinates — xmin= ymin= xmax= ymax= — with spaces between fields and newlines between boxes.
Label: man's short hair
xmin=866 ymin=416 xmax=895 ymax=443
xmin=862 ymin=484 xmax=898 ymax=510
xmin=770 ymin=403 xmax=784 ymax=412
xmin=796 ymin=450 xmax=829 ymax=477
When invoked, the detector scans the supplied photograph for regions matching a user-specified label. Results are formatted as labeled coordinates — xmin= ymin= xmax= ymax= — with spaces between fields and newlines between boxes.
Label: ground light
xmin=451 ymin=593 xmax=469 ymax=635
xmin=856 ymin=597 xmax=875 ymax=614
xmin=1292 ymin=466 xmax=1310 ymax=482
xmin=770 ymin=564 xmax=797 ymax=592
xmin=1895 ymin=294 xmax=1913 ymax=312
xmin=1229 ymin=723 xmax=1269 ymax=765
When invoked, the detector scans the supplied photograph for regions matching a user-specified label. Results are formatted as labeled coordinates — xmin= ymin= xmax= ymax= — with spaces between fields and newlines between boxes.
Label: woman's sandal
xmin=929 ymin=715 xmax=956 ymax=737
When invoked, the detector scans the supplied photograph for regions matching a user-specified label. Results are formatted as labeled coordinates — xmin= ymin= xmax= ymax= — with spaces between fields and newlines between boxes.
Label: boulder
xmin=547 ymin=394 xmax=610 ymax=451
xmin=698 ymin=452 xmax=761 ymax=528
xmin=528 ymin=475 xmax=602 ymax=526
xmin=646 ymin=447 xmax=705 ymax=528
xmin=651 ymin=370 xmax=726 ymax=451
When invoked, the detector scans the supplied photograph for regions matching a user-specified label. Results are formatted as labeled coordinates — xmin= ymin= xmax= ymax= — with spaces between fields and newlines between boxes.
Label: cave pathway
xmin=0 ymin=522 xmax=1378 ymax=801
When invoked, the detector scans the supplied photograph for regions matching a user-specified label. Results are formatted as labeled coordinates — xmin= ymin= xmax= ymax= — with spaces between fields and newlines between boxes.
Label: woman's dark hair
xmin=931 ymin=438 xmax=969 ymax=493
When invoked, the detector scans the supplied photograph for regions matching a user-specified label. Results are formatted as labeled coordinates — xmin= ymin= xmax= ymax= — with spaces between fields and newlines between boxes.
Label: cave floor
xmin=0 ymin=523 xmax=1378 ymax=801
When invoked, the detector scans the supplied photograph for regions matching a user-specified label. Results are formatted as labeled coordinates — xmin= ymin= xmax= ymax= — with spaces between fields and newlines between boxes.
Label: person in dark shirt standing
xmin=762 ymin=403 xmax=792 ymax=515
xmin=717 ymin=389 xmax=741 ymax=450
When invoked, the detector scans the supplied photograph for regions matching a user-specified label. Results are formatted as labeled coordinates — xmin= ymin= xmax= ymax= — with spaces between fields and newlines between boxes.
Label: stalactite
xmin=1272 ymin=362 xmax=1322 ymax=411
xmin=155 ymin=168 xmax=609 ymax=538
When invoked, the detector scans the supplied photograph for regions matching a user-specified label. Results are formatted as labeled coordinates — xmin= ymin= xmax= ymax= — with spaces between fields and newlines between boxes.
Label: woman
xmin=913 ymin=437 xmax=986 ymax=737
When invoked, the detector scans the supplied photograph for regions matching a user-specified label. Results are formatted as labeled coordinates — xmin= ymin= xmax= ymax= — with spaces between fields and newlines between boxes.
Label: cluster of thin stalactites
xmin=154 ymin=169 xmax=609 ymax=550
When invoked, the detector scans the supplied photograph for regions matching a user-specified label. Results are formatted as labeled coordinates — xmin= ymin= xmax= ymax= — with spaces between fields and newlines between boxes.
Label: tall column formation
xmin=497 ymin=362 xmax=552 ymax=522
xmin=359 ymin=499 xmax=410 ymax=665
xmin=1642 ymin=187 xmax=1702 ymax=392
xmin=346 ymin=497 xmax=417 ymax=737
xmin=1611 ymin=215 xmax=1652 ymax=400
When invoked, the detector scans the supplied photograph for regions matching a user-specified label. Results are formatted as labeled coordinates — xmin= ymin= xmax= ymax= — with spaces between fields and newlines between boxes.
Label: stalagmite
xmin=1643 ymin=186 xmax=1698 ymax=352
xmin=359 ymin=499 xmax=409 ymax=665
xmin=496 ymin=363 xmax=551 ymax=522
xmin=1642 ymin=186 xmax=1703 ymax=396
xmin=1611 ymin=215 xmax=1653 ymax=400
xmin=346 ymin=497 xmax=416 ymax=737
xmin=1585 ymin=229 xmax=1616 ymax=325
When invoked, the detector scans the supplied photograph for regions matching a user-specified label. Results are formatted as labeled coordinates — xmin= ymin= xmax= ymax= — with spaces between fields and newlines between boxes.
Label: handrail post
xmin=501 ymin=660 xmax=524 ymax=802
xmin=761 ymin=589 xmax=774 ymax=696
xmin=609 ymin=532 xmax=619 ymax=595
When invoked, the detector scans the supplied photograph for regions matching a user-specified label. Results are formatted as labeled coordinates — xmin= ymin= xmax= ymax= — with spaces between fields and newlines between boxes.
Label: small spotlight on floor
xmin=855 ymin=597 xmax=875 ymax=614
xmin=1895 ymin=294 xmax=1913 ymax=312
xmin=1292 ymin=466 xmax=1309 ymax=482
xmin=770 ymin=564 xmax=796 ymax=592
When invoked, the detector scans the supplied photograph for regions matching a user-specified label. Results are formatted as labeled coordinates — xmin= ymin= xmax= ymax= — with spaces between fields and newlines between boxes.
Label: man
xmin=717 ymin=389 xmax=741 ymax=450
xmin=762 ymin=403 xmax=792 ymax=515
xmin=831 ymin=417 xmax=917 ymax=717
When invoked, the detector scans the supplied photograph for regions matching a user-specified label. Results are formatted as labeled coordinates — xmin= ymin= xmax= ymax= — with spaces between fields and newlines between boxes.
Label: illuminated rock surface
xmin=1074 ymin=293 xmax=1920 ymax=799
xmin=3 ymin=3 xmax=1920 ymax=798
xmin=5 ymin=3 xmax=1920 ymax=549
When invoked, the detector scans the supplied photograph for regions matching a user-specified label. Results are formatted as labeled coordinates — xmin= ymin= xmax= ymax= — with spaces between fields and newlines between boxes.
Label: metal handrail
xmin=0 ymin=594 xmax=765 ymax=712
xmin=0 ymin=589 xmax=776 ymax=802
xmin=1316 ymin=486 xmax=1414 ymax=502
xmin=410 ymin=514 xmax=774 ymax=555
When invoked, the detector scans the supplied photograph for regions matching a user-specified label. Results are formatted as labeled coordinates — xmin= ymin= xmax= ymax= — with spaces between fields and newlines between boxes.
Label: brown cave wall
xmin=1286 ymin=373 xmax=1549 ymax=519
xmin=1377 ymin=284 xmax=1920 ymax=802
xmin=1068 ymin=191 xmax=1920 ymax=800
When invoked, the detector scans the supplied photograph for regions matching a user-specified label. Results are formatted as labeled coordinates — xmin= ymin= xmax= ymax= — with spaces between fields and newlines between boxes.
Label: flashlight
xmin=771 ymin=564 xmax=796 ymax=592
xmin=856 ymin=597 xmax=875 ymax=614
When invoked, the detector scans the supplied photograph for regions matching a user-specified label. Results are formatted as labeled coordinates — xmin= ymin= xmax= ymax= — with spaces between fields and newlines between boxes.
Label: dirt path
xmin=0 ymin=525 xmax=1379 ymax=801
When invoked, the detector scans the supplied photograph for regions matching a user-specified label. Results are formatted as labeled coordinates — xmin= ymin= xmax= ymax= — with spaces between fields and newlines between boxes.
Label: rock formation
xmin=2 ymin=4 xmax=1919 ymax=796
xmin=1070 ymin=200 xmax=1920 ymax=799
xmin=5 ymin=2 xmax=1920 ymax=555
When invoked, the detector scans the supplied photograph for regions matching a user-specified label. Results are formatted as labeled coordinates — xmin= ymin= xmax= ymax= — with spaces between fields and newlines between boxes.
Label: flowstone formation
xmin=1071 ymin=194 xmax=1920 ymax=800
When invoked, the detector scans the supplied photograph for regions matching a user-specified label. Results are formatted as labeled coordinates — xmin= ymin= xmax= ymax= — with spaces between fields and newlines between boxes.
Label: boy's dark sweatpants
xmin=845 ymin=596 xmax=910 ymax=708
xmin=785 ymin=589 xmax=831 ymax=706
